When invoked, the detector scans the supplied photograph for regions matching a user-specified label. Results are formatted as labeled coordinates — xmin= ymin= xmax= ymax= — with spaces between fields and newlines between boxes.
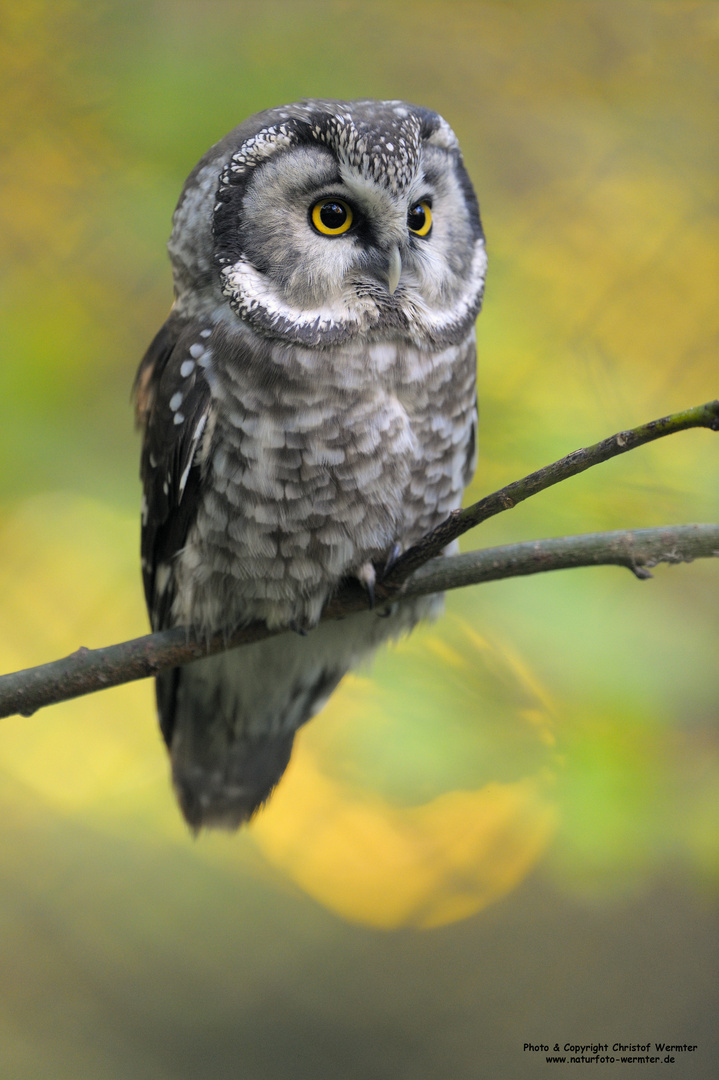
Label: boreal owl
xmin=134 ymin=98 xmax=486 ymax=829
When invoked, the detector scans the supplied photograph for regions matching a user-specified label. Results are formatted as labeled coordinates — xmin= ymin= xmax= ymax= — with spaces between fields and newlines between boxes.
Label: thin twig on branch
xmin=0 ymin=401 xmax=717 ymax=720
xmin=382 ymin=398 xmax=719 ymax=583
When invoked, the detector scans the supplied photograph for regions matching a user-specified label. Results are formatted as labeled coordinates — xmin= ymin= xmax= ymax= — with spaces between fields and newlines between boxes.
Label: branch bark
xmin=1 ymin=525 xmax=717 ymax=721
xmin=1 ymin=399 xmax=717 ymax=720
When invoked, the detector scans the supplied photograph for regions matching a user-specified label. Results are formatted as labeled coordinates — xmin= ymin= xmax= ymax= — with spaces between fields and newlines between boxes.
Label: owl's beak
xmin=386 ymin=246 xmax=402 ymax=295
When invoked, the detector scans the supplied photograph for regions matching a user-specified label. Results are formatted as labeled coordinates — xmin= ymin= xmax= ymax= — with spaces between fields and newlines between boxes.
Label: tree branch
xmin=1 ymin=525 xmax=717 ymax=720
xmin=382 ymin=399 xmax=719 ymax=583
xmin=1 ymin=400 xmax=717 ymax=720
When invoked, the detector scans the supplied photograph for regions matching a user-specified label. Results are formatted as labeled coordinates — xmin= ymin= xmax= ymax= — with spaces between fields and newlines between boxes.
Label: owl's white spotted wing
xmin=134 ymin=316 xmax=214 ymax=632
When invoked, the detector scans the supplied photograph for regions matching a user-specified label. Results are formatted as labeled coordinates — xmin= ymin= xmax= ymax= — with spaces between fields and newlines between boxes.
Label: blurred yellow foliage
xmin=254 ymin=742 xmax=556 ymax=929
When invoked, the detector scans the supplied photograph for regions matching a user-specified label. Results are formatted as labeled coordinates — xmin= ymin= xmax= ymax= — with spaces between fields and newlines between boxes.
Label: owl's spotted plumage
xmin=134 ymin=99 xmax=486 ymax=829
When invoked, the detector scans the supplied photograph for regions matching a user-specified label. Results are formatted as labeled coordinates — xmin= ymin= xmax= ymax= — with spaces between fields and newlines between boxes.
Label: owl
xmin=134 ymin=99 xmax=486 ymax=830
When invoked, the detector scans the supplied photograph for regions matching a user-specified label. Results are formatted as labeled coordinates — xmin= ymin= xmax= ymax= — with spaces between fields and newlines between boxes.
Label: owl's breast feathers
xmin=135 ymin=313 xmax=477 ymax=638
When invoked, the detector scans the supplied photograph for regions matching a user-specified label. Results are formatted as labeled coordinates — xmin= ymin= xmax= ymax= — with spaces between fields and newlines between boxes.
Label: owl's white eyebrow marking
xmin=169 ymin=391 xmax=183 ymax=411
xmin=180 ymin=360 xmax=195 ymax=377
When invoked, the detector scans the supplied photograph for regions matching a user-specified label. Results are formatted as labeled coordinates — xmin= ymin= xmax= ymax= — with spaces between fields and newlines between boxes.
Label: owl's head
xmin=169 ymin=99 xmax=486 ymax=348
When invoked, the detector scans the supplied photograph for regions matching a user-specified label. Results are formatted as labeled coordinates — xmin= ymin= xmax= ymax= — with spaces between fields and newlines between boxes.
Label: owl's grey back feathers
xmin=134 ymin=98 xmax=486 ymax=829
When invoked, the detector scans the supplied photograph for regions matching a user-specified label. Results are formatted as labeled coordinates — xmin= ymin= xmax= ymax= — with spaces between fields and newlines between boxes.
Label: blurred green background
xmin=1 ymin=1 xmax=717 ymax=1077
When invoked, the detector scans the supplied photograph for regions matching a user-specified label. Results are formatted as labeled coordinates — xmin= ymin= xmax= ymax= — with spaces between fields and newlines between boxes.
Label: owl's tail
xmin=155 ymin=603 xmax=433 ymax=830
xmin=156 ymin=639 xmax=345 ymax=831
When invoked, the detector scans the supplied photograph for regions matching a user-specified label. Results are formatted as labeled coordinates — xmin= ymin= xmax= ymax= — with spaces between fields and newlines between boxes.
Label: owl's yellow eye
xmin=407 ymin=200 xmax=432 ymax=237
xmin=311 ymin=199 xmax=353 ymax=236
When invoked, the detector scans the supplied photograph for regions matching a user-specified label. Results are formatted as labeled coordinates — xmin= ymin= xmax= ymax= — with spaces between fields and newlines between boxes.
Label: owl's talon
xmin=356 ymin=561 xmax=377 ymax=609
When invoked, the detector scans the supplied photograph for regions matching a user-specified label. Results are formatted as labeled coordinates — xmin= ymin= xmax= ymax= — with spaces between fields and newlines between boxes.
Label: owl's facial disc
xmin=208 ymin=106 xmax=486 ymax=347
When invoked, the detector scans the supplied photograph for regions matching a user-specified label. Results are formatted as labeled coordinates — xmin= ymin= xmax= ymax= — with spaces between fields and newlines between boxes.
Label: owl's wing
xmin=133 ymin=316 xmax=213 ymax=631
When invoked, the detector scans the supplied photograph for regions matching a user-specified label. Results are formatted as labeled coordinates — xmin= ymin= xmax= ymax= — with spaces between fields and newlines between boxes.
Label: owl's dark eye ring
xmin=408 ymin=200 xmax=432 ymax=237
xmin=311 ymin=199 xmax=353 ymax=236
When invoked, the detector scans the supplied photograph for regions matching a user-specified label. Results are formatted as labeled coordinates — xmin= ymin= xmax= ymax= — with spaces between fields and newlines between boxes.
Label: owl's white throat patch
xmin=221 ymin=256 xmax=379 ymax=341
